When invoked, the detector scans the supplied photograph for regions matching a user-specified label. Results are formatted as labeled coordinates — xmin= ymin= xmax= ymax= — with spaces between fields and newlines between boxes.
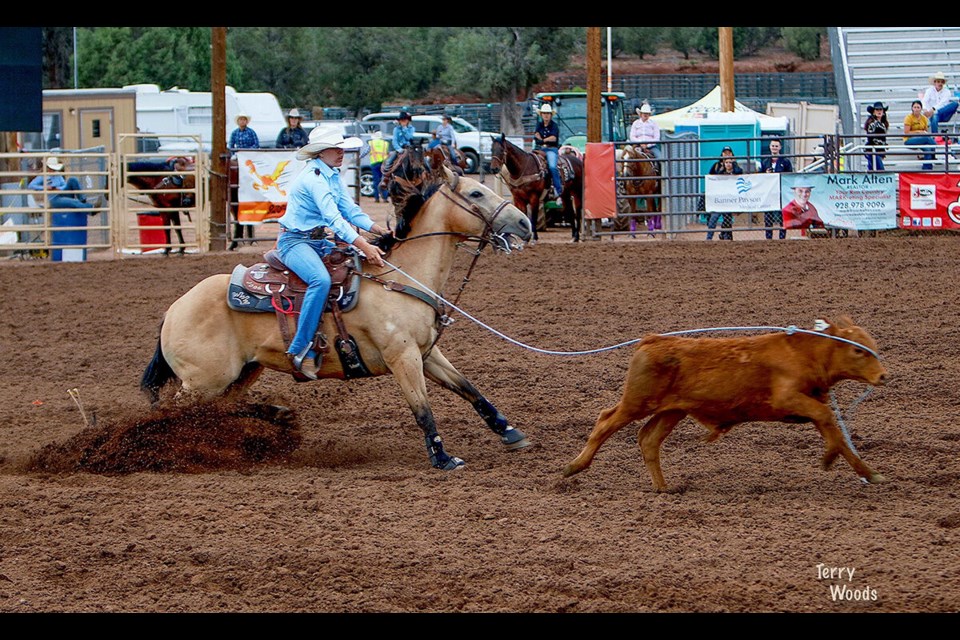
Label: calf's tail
xmin=141 ymin=323 xmax=176 ymax=404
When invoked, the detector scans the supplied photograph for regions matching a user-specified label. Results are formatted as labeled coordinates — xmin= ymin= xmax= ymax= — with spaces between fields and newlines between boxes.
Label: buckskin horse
xmin=490 ymin=134 xmax=583 ymax=242
xmin=617 ymin=144 xmax=661 ymax=236
xmin=141 ymin=166 xmax=534 ymax=471
xmin=126 ymin=157 xmax=196 ymax=254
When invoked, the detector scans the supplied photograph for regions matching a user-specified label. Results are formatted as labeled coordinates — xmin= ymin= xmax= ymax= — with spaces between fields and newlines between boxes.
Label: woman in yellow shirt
xmin=904 ymin=100 xmax=937 ymax=170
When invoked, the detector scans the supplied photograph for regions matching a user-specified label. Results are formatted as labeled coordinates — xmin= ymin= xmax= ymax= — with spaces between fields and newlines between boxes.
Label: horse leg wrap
xmin=425 ymin=434 xmax=464 ymax=470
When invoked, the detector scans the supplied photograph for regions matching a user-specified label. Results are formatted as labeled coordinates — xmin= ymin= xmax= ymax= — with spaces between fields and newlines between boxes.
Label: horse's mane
xmin=373 ymin=151 xmax=445 ymax=252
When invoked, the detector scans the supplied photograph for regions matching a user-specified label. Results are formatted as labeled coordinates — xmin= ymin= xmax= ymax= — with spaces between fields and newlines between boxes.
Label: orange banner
xmin=583 ymin=142 xmax=616 ymax=219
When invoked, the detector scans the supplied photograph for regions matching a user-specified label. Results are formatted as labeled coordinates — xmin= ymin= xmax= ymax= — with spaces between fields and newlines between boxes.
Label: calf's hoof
xmin=867 ymin=473 xmax=889 ymax=484
xmin=561 ymin=463 xmax=582 ymax=478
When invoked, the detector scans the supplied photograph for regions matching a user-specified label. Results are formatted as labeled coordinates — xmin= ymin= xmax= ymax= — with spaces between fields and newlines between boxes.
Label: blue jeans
xmin=542 ymin=147 xmax=562 ymax=195
xmin=906 ymin=136 xmax=937 ymax=170
xmin=706 ymin=212 xmax=733 ymax=240
xmin=865 ymin=151 xmax=885 ymax=171
xmin=371 ymin=162 xmax=387 ymax=202
xmin=930 ymin=101 xmax=959 ymax=133
xmin=47 ymin=177 xmax=93 ymax=211
xmin=276 ymin=228 xmax=334 ymax=357
xmin=764 ymin=211 xmax=786 ymax=239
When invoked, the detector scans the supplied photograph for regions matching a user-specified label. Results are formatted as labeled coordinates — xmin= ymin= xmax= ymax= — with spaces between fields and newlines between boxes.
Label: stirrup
xmin=289 ymin=345 xmax=319 ymax=380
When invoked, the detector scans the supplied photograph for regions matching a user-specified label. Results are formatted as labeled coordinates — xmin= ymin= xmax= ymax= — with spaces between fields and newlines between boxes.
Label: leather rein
xmin=491 ymin=141 xmax=545 ymax=189
xmin=360 ymin=178 xmax=515 ymax=345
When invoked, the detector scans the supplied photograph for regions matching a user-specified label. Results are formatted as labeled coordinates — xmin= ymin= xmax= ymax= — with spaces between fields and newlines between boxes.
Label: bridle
xmin=491 ymin=138 xmax=544 ymax=189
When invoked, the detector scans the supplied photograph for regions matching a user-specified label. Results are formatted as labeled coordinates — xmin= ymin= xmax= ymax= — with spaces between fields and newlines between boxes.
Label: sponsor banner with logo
xmin=705 ymin=173 xmax=780 ymax=212
xmin=780 ymin=173 xmax=897 ymax=230
xmin=237 ymin=151 xmax=306 ymax=223
xmin=899 ymin=173 xmax=960 ymax=229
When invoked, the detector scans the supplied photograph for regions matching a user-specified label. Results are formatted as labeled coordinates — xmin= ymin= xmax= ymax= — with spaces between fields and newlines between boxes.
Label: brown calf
xmin=563 ymin=316 xmax=889 ymax=491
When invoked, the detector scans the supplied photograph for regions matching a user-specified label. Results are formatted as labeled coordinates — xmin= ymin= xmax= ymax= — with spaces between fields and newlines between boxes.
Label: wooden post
xmin=587 ymin=27 xmax=601 ymax=143
xmin=719 ymin=27 xmax=735 ymax=113
xmin=209 ymin=27 xmax=228 ymax=251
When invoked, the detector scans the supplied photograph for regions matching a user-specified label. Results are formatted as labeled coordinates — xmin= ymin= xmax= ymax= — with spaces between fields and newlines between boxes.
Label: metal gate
xmin=114 ymin=134 xmax=209 ymax=254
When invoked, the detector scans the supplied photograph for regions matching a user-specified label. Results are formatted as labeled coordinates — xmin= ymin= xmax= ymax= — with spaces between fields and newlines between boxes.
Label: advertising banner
xmin=237 ymin=151 xmax=305 ymax=223
xmin=780 ymin=173 xmax=897 ymax=230
xmin=898 ymin=173 xmax=960 ymax=229
xmin=705 ymin=173 xmax=780 ymax=213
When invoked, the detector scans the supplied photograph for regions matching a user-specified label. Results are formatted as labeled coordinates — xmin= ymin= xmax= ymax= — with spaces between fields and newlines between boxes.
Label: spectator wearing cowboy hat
xmin=380 ymin=111 xmax=417 ymax=190
xmin=27 ymin=156 xmax=95 ymax=214
xmin=921 ymin=71 xmax=960 ymax=134
xmin=863 ymin=101 xmax=889 ymax=172
xmin=534 ymin=103 xmax=563 ymax=205
xmin=629 ymin=102 xmax=662 ymax=161
xmin=229 ymin=112 xmax=260 ymax=154
xmin=275 ymin=127 xmax=390 ymax=379
xmin=276 ymin=108 xmax=309 ymax=149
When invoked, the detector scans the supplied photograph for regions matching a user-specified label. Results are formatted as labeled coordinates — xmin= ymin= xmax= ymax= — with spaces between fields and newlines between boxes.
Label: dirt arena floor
xmin=1 ymin=229 xmax=959 ymax=613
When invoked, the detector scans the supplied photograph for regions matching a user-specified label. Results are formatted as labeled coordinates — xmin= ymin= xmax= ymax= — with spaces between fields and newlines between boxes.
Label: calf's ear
xmin=813 ymin=318 xmax=831 ymax=332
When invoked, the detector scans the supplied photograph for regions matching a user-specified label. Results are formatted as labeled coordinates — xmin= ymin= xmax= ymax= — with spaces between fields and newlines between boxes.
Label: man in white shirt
xmin=922 ymin=71 xmax=959 ymax=134
xmin=629 ymin=103 xmax=661 ymax=161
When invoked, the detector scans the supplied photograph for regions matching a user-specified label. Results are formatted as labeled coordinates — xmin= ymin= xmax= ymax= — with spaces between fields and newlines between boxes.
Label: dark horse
xmin=617 ymin=144 xmax=661 ymax=236
xmin=126 ymin=157 xmax=196 ymax=255
xmin=425 ymin=144 xmax=467 ymax=176
xmin=490 ymin=134 xmax=583 ymax=242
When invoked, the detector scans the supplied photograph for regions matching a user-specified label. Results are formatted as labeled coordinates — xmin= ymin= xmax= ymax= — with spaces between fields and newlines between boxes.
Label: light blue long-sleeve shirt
xmin=277 ymin=158 xmax=374 ymax=244
xmin=392 ymin=123 xmax=416 ymax=152
xmin=28 ymin=174 xmax=68 ymax=191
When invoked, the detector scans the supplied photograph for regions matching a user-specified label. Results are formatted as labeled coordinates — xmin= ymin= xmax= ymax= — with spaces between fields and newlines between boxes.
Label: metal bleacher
xmin=836 ymin=26 xmax=960 ymax=133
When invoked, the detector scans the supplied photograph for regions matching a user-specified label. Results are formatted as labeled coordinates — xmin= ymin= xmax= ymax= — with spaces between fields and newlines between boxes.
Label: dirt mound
xmin=24 ymin=401 xmax=302 ymax=475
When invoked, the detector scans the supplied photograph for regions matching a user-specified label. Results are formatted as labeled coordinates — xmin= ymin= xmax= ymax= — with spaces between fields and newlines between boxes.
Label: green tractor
xmin=532 ymin=91 xmax=629 ymax=225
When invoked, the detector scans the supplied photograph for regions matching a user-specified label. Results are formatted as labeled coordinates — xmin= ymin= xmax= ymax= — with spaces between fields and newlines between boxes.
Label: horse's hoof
xmin=435 ymin=456 xmax=465 ymax=471
xmin=500 ymin=426 xmax=531 ymax=450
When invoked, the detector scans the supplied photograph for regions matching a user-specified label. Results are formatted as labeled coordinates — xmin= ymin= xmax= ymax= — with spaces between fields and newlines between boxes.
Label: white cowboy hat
xmin=235 ymin=112 xmax=251 ymax=125
xmin=287 ymin=108 xmax=302 ymax=118
xmin=45 ymin=156 xmax=64 ymax=171
xmin=296 ymin=127 xmax=363 ymax=160
xmin=636 ymin=103 xmax=653 ymax=115
xmin=538 ymin=103 xmax=554 ymax=114
xmin=371 ymin=130 xmax=383 ymax=139
xmin=930 ymin=71 xmax=948 ymax=83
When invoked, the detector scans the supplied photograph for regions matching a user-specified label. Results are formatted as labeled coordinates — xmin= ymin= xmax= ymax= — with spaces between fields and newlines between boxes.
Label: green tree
xmin=697 ymin=27 xmax=780 ymax=57
xmin=619 ymin=27 xmax=663 ymax=60
xmin=226 ymin=27 xmax=319 ymax=107
xmin=42 ymin=27 xmax=73 ymax=89
xmin=440 ymin=27 xmax=577 ymax=134
xmin=782 ymin=27 xmax=824 ymax=61
xmin=78 ymin=27 xmax=239 ymax=90
xmin=665 ymin=27 xmax=701 ymax=60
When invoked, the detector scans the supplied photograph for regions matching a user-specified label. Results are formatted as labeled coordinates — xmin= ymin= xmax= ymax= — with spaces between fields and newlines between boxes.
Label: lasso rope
xmin=381 ymin=258 xmax=881 ymax=453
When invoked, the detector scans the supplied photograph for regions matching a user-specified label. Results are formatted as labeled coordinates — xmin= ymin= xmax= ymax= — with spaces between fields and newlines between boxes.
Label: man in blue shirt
xmin=28 ymin=156 xmax=95 ymax=214
xmin=534 ymin=103 xmax=563 ymax=205
xmin=276 ymin=127 xmax=389 ymax=379
xmin=229 ymin=113 xmax=260 ymax=154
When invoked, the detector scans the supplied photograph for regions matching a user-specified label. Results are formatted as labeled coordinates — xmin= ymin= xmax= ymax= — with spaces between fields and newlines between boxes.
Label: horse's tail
xmin=141 ymin=322 xmax=176 ymax=404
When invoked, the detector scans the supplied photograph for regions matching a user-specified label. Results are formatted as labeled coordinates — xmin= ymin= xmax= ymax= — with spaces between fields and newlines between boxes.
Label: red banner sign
xmin=899 ymin=173 xmax=960 ymax=229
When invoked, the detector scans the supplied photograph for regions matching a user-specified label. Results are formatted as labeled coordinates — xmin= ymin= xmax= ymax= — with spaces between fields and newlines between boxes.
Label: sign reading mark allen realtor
xmin=815 ymin=563 xmax=878 ymax=602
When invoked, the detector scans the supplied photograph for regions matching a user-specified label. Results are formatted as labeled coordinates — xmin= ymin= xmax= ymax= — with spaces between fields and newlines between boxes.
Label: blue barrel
xmin=51 ymin=211 xmax=88 ymax=262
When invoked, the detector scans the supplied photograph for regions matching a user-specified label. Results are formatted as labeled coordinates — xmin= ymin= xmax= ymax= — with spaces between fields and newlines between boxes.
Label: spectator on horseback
xmin=27 ymin=156 xmax=96 ymax=215
xmin=277 ymin=127 xmax=390 ymax=380
xmin=629 ymin=103 xmax=662 ymax=163
xmin=229 ymin=113 xmax=260 ymax=155
xmin=380 ymin=111 xmax=417 ymax=190
xmin=534 ymin=103 xmax=563 ymax=206
xmin=276 ymin=108 xmax=309 ymax=149
xmin=429 ymin=114 xmax=457 ymax=151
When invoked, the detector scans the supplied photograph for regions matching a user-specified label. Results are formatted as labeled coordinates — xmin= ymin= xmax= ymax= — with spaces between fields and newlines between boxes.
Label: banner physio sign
xmin=237 ymin=151 xmax=306 ymax=223
xmin=899 ymin=173 xmax=960 ymax=229
xmin=780 ymin=173 xmax=897 ymax=230
xmin=705 ymin=173 xmax=780 ymax=212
